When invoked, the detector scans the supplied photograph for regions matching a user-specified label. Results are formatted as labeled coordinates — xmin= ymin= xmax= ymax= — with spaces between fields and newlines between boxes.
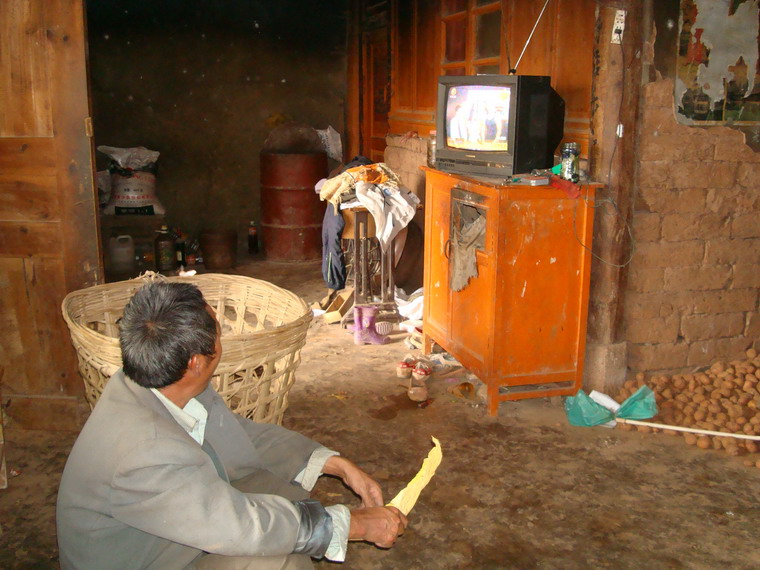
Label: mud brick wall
xmin=624 ymin=79 xmax=760 ymax=374
xmin=384 ymin=134 xmax=428 ymax=229
xmin=384 ymin=134 xmax=427 ymax=198
xmin=87 ymin=2 xmax=346 ymax=246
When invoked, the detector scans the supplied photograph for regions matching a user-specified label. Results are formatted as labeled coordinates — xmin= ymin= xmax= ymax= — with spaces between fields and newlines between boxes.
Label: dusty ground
xmin=2 ymin=259 xmax=760 ymax=569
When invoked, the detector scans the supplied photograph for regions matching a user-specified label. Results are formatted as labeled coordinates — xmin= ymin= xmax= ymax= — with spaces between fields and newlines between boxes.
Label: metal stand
xmin=341 ymin=209 xmax=401 ymax=328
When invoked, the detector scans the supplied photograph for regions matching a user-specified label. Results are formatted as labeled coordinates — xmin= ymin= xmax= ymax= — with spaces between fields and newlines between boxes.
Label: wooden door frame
xmin=346 ymin=0 xmax=391 ymax=160
xmin=361 ymin=26 xmax=391 ymax=162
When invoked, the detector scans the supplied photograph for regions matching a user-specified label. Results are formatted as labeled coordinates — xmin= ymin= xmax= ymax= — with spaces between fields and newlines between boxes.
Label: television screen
xmin=445 ymin=85 xmax=512 ymax=152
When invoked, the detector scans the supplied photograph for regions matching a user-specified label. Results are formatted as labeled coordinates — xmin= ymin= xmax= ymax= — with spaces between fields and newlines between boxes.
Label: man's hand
xmin=323 ymin=456 xmax=384 ymax=507
xmin=349 ymin=506 xmax=408 ymax=548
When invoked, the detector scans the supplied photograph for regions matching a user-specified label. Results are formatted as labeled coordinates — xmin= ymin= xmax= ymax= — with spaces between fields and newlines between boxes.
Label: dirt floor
xmin=2 ymin=259 xmax=760 ymax=569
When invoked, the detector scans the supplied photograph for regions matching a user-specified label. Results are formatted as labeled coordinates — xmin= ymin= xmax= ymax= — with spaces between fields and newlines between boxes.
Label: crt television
xmin=435 ymin=75 xmax=565 ymax=179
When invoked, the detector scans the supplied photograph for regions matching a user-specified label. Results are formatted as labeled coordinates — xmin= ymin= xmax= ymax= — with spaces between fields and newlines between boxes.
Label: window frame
xmin=441 ymin=0 xmax=504 ymax=76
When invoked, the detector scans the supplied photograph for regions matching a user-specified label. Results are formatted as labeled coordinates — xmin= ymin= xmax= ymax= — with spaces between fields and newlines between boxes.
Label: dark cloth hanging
xmin=321 ymin=155 xmax=373 ymax=290
xmin=321 ymin=204 xmax=346 ymax=290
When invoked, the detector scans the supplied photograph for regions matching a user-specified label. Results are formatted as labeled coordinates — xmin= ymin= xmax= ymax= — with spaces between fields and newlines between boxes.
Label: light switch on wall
xmin=611 ymin=9 xmax=626 ymax=44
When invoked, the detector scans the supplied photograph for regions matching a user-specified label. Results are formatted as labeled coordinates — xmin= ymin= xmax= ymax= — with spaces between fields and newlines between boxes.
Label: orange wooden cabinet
xmin=421 ymin=167 xmax=599 ymax=415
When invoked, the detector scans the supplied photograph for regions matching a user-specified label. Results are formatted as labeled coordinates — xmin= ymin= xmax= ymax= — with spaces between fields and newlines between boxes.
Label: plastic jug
xmin=109 ymin=235 xmax=135 ymax=273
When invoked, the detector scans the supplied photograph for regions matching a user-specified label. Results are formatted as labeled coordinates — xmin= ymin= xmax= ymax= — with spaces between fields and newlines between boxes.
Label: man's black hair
xmin=119 ymin=282 xmax=217 ymax=389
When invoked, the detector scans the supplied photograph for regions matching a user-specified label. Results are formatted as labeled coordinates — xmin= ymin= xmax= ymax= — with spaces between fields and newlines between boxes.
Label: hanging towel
xmin=354 ymin=181 xmax=420 ymax=252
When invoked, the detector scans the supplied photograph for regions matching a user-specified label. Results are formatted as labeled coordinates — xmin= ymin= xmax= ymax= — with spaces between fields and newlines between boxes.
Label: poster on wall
xmin=676 ymin=0 xmax=760 ymax=124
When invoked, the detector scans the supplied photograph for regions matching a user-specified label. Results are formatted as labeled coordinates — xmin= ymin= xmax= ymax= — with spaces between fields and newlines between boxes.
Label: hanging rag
xmin=321 ymin=204 xmax=346 ymax=290
xmin=354 ymin=181 xmax=420 ymax=252
xmin=450 ymin=216 xmax=486 ymax=291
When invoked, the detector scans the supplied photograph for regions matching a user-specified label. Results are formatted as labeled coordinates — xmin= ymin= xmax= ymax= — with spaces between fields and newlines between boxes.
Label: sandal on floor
xmin=396 ymin=356 xmax=416 ymax=378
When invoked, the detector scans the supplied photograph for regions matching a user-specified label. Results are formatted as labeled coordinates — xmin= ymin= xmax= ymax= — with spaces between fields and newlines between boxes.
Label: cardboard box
xmin=323 ymin=288 xmax=354 ymax=324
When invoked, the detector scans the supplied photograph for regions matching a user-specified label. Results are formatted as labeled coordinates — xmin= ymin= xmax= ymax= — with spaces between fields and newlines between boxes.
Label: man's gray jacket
xmin=57 ymin=370 xmax=329 ymax=569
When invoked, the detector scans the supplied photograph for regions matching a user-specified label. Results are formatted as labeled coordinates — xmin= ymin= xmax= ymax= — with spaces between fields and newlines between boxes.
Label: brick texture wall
xmin=625 ymin=79 xmax=760 ymax=374
xmin=383 ymin=134 xmax=428 ymax=198
xmin=383 ymin=133 xmax=428 ymax=228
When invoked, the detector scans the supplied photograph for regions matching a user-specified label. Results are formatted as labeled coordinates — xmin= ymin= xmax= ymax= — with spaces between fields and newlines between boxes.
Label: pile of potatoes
xmin=615 ymin=348 xmax=760 ymax=465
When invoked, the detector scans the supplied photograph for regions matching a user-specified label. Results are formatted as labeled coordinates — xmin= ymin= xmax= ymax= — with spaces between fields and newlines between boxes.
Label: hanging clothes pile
xmin=319 ymin=156 xmax=373 ymax=290
xmin=318 ymin=161 xmax=419 ymax=289
xmin=319 ymin=162 xmax=401 ymax=212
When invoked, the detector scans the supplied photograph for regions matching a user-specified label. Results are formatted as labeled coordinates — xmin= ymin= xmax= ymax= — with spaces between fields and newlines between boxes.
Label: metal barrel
xmin=260 ymin=152 xmax=327 ymax=262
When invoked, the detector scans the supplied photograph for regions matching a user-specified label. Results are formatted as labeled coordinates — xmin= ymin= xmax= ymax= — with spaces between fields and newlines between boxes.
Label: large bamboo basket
xmin=62 ymin=273 xmax=312 ymax=425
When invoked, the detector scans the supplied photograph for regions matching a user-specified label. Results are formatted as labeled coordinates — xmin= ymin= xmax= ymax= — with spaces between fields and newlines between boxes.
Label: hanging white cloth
xmin=354 ymin=181 xmax=420 ymax=252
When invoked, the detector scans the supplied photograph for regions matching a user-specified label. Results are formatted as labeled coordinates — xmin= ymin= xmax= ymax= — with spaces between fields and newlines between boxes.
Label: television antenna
xmin=508 ymin=0 xmax=552 ymax=75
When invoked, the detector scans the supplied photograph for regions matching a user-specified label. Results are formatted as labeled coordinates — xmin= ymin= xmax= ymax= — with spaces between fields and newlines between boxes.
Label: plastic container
xmin=108 ymin=235 xmax=135 ymax=274
xmin=428 ymin=130 xmax=437 ymax=167
xmin=560 ymin=142 xmax=580 ymax=183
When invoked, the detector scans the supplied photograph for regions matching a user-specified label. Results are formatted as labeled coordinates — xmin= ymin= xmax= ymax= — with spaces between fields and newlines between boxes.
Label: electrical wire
xmin=573 ymin=187 xmax=636 ymax=268
xmin=572 ymin=27 xmax=637 ymax=268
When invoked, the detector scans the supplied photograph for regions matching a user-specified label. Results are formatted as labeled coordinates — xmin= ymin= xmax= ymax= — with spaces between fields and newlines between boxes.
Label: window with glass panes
xmin=441 ymin=0 xmax=503 ymax=76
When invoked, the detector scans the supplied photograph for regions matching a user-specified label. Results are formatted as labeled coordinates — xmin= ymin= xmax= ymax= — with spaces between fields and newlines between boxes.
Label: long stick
xmin=617 ymin=417 xmax=760 ymax=441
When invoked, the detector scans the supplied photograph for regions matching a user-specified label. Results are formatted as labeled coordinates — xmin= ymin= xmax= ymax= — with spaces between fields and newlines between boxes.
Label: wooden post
xmin=0 ymin=368 xmax=6 ymax=489
xmin=585 ymin=0 xmax=646 ymax=394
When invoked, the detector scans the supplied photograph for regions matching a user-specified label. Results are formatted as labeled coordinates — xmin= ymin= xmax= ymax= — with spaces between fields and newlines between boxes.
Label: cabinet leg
xmin=487 ymin=385 xmax=499 ymax=416
xmin=422 ymin=333 xmax=434 ymax=356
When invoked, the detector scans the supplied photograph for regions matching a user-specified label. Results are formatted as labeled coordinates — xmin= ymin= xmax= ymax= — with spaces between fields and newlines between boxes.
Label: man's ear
xmin=187 ymin=354 xmax=202 ymax=376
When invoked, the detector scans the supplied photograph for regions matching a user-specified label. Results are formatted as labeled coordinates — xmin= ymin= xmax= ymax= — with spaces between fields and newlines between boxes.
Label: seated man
xmin=57 ymin=281 xmax=406 ymax=569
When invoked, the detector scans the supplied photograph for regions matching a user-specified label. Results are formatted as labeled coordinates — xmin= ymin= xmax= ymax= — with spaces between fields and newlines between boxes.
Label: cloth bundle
xmin=319 ymin=162 xmax=401 ymax=209
xmin=320 ymin=162 xmax=419 ymax=253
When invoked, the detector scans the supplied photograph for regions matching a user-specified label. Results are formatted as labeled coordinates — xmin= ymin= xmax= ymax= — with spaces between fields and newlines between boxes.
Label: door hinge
xmin=84 ymin=117 xmax=94 ymax=137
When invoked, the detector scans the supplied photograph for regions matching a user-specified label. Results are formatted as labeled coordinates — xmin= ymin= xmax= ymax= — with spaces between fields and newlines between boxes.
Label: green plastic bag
xmin=565 ymin=390 xmax=615 ymax=427
xmin=617 ymin=385 xmax=657 ymax=420
xmin=565 ymin=386 xmax=658 ymax=427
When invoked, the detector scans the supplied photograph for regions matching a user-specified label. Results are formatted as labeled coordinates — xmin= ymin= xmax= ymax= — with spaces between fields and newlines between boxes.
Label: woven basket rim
xmin=61 ymin=273 xmax=313 ymax=423
xmin=62 ymin=273 xmax=311 ymax=341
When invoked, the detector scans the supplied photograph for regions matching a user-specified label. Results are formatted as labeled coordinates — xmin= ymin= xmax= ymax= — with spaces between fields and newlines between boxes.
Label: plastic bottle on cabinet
xmin=155 ymin=225 xmax=176 ymax=272
xmin=427 ymin=130 xmax=437 ymax=167
xmin=560 ymin=142 xmax=580 ymax=183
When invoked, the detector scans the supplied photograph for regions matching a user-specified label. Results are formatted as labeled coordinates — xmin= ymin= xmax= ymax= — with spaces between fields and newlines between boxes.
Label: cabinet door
xmin=423 ymin=175 xmax=452 ymax=342
xmin=448 ymin=189 xmax=493 ymax=368
xmin=496 ymin=197 xmax=585 ymax=377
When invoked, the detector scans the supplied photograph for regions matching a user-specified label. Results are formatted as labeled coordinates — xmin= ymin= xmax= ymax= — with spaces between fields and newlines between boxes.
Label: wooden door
xmin=0 ymin=0 xmax=101 ymax=430
xmin=361 ymin=27 xmax=391 ymax=162
xmin=422 ymin=171 xmax=452 ymax=347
